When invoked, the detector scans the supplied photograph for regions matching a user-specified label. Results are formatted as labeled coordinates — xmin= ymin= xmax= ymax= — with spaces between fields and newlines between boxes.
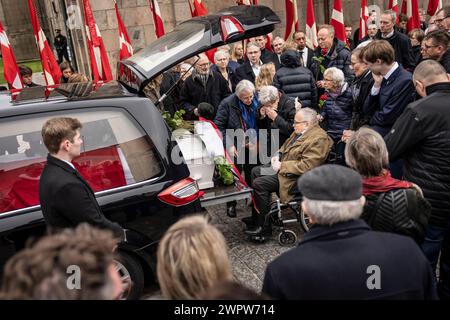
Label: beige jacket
xmin=277 ymin=124 xmax=333 ymax=202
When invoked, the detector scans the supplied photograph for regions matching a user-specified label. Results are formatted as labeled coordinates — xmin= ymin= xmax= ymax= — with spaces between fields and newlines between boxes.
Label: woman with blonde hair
xmin=231 ymin=42 xmax=244 ymax=64
xmin=157 ymin=215 xmax=233 ymax=299
xmin=255 ymin=62 xmax=276 ymax=91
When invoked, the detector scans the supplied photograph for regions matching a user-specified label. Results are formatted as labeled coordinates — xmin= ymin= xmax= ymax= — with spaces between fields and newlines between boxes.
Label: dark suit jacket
xmin=262 ymin=219 xmax=437 ymax=300
xmin=39 ymin=154 xmax=124 ymax=237
xmin=232 ymin=61 xmax=256 ymax=89
xmin=300 ymin=47 xmax=314 ymax=70
xmin=363 ymin=65 xmax=415 ymax=136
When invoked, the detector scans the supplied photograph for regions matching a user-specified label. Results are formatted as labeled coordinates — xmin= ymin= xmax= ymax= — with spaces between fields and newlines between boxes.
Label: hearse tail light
xmin=220 ymin=16 xmax=244 ymax=42
xmin=158 ymin=177 xmax=204 ymax=206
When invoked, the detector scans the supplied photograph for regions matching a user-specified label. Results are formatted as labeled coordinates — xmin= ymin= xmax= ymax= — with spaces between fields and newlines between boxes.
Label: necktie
xmin=299 ymin=51 xmax=305 ymax=67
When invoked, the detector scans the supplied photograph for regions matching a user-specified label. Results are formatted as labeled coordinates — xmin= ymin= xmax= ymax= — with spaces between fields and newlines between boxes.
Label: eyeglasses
xmin=421 ymin=44 xmax=439 ymax=51
xmin=293 ymin=120 xmax=308 ymax=125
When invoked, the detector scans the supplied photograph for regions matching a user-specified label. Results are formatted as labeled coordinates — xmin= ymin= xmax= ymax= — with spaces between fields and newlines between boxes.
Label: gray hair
xmin=214 ymin=50 xmax=230 ymax=61
xmin=382 ymin=10 xmax=397 ymax=23
xmin=258 ymin=85 xmax=279 ymax=105
xmin=297 ymin=107 xmax=318 ymax=126
xmin=303 ymin=197 xmax=363 ymax=225
xmin=324 ymin=67 xmax=345 ymax=88
xmin=246 ymin=42 xmax=260 ymax=51
xmin=235 ymin=80 xmax=255 ymax=98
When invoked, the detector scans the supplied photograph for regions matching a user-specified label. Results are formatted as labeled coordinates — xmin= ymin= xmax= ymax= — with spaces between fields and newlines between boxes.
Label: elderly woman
xmin=319 ymin=67 xmax=353 ymax=164
xmin=257 ymin=85 xmax=295 ymax=151
xmin=157 ymin=215 xmax=233 ymax=299
xmin=345 ymin=127 xmax=430 ymax=243
xmin=215 ymin=80 xmax=260 ymax=218
xmin=211 ymin=50 xmax=235 ymax=91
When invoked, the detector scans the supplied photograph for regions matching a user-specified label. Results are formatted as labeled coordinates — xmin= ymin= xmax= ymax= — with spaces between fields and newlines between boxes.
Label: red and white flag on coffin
xmin=114 ymin=1 xmax=133 ymax=60
xmin=402 ymin=0 xmax=420 ymax=31
xmin=330 ymin=0 xmax=346 ymax=43
xmin=427 ymin=0 xmax=442 ymax=16
xmin=27 ymin=0 xmax=61 ymax=86
xmin=284 ymin=0 xmax=299 ymax=41
xmin=0 ymin=21 xmax=23 ymax=90
xmin=359 ymin=0 xmax=369 ymax=40
xmin=306 ymin=0 xmax=318 ymax=48
xmin=149 ymin=0 xmax=165 ymax=38
xmin=188 ymin=0 xmax=208 ymax=17
xmin=390 ymin=0 xmax=399 ymax=22
xmin=82 ymin=0 xmax=112 ymax=82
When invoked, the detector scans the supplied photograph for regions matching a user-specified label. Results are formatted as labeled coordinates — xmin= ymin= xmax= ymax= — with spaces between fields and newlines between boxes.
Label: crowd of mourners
xmin=1 ymin=7 xmax=450 ymax=300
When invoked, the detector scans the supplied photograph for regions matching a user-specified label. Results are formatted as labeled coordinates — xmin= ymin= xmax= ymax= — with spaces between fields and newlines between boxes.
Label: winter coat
xmin=179 ymin=71 xmax=231 ymax=119
xmin=273 ymin=50 xmax=318 ymax=109
xmin=375 ymin=30 xmax=416 ymax=70
xmin=262 ymin=219 xmax=437 ymax=300
xmin=321 ymin=83 xmax=353 ymax=139
xmin=350 ymin=70 xmax=375 ymax=130
xmin=440 ymin=49 xmax=450 ymax=74
xmin=277 ymin=125 xmax=333 ymax=202
xmin=257 ymin=92 xmax=296 ymax=154
xmin=385 ymin=82 xmax=450 ymax=228
xmin=311 ymin=38 xmax=354 ymax=83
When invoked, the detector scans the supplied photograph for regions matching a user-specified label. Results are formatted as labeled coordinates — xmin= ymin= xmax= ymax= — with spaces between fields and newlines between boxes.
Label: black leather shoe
xmin=227 ymin=205 xmax=237 ymax=218
xmin=241 ymin=216 xmax=254 ymax=226
xmin=244 ymin=226 xmax=272 ymax=236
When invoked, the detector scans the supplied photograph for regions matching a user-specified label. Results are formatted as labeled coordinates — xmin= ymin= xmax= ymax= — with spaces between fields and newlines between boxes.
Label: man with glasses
xmin=376 ymin=10 xmax=415 ymax=71
xmin=233 ymin=42 xmax=264 ymax=89
xmin=180 ymin=53 xmax=231 ymax=119
xmin=421 ymin=30 xmax=450 ymax=73
xmin=244 ymin=108 xmax=332 ymax=241
xmin=435 ymin=6 xmax=450 ymax=32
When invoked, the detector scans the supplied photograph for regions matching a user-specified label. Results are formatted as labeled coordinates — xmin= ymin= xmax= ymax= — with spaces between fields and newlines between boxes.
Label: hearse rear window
xmin=0 ymin=109 xmax=162 ymax=214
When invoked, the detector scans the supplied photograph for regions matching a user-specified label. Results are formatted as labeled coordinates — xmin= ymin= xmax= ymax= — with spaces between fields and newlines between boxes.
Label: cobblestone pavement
xmin=206 ymin=199 xmax=305 ymax=293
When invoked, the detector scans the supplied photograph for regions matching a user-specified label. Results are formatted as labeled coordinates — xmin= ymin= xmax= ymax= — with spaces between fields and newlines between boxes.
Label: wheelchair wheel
xmin=300 ymin=209 xmax=311 ymax=232
xmin=278 ymin=230 xmax=297 ymax=246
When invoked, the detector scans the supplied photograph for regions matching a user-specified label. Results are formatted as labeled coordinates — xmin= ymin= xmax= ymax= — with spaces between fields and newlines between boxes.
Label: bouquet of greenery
xmin=214 ymin=156 xmax=234 ymax=186
xmin=162 ymin=109 xmax=185 ymax=131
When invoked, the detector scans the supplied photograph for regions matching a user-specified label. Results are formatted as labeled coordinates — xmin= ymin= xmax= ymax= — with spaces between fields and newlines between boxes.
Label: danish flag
xmin=149 ymin=0 xmax=165 ymax=38
xmin=389 ymin=0 xmax=399 ymax=22
xmin=0 ymin=21 xmax=23 ymax=90
xmin=27 ymin=0 xmax=61 ymax=86
xmin=401 ymin=0 xmax=421 ymax=31
xmin=427 ymin=0 xmax=442 ymax=16
xmin=82 ymin=0 xmax=112 ymax=82
xmin=359 ymin=0 xmax=369 ymax=40
xmin=330 ymin=0 xmax=346 ymax=43
xmin=284 ymin=0 xmax=299 ymax=41
xmin=114 ymin=0 xmax=133 ymax=60
xmin=306 ymin=0 xmax=318 ymax=48
xmin=188 ymin=0 xmax=208 ymax=17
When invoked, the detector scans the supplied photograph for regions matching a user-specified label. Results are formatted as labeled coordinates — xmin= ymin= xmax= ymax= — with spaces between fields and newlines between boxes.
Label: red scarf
xmin=362 ymin=170 xmax=413 ymax=196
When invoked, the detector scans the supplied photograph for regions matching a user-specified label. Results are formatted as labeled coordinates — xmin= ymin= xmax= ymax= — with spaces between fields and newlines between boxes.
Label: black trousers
xmin=251 ymin=165 xmax=279 ymax=227
xmin=57 ymin=49 xmax=70 ymax=63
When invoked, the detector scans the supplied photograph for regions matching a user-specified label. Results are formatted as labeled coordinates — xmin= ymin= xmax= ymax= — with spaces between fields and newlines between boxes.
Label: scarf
xmin=362 ymin=170 xmax=413 ymax=196
xmin=238 ymin=97 xmax=258 ymax=132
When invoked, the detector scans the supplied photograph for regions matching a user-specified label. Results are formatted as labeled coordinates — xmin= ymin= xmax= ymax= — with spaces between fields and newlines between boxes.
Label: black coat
xmin=262 ymin=219 xmax=437 ymax=300
xmin=376 ymin=30 xmax=416 ymax=70
xmin=39 ymin=155 xmax=124 ymax=238
xmin=321 ymin=83 xmax=353 ymax=139
xmin=350 ymin=70 xmax=375 ymax=130
xmin=440 ymin=49 xmax=450 ymax=74
xmin=273 ymin=50 xmax=318 ymax=109
xmin=385 ymin=82 xmax=450 ymax=228
xmin=233 ymin=61 xmax=256 ymax=89
xmin=261 ymin=48 xmax=278 ymax=66
xmin=179 ymin=71 xmax=231 ymax=119
xmin=257 ymin=93 xmax=295 ymax=150
xmin=311 ymin=38 xmax=354 ymax=83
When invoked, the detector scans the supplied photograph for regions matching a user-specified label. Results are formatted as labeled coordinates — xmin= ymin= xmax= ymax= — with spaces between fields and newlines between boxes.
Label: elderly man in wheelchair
xmin=244 ymin=107 xmax=333 ymax=242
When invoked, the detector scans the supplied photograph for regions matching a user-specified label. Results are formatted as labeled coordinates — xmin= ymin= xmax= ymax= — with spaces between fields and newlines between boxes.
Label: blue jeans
xmin=421 ymin=220 xmax=450 ymax=299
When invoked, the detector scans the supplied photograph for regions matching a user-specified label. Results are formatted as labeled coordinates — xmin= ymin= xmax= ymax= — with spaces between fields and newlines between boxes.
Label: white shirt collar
xmin=62 ymin=159 xmax=76 ymax=170
xmin=381 ymin=29 xmax=395 ymax=39
xmin=250 ymin=60 xmax=262 ymax=68
xmin=384 ymin=62 xmax=399 ymax=80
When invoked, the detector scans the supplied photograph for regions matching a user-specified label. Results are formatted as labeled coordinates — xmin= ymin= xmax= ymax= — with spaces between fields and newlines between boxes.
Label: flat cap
xmin=297 ymin=164 xmax=362 ymax=201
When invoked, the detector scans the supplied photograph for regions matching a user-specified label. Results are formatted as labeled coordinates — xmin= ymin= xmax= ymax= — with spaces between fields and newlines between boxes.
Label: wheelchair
xmin=263 ymin=192 xmax=312 ymax=246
